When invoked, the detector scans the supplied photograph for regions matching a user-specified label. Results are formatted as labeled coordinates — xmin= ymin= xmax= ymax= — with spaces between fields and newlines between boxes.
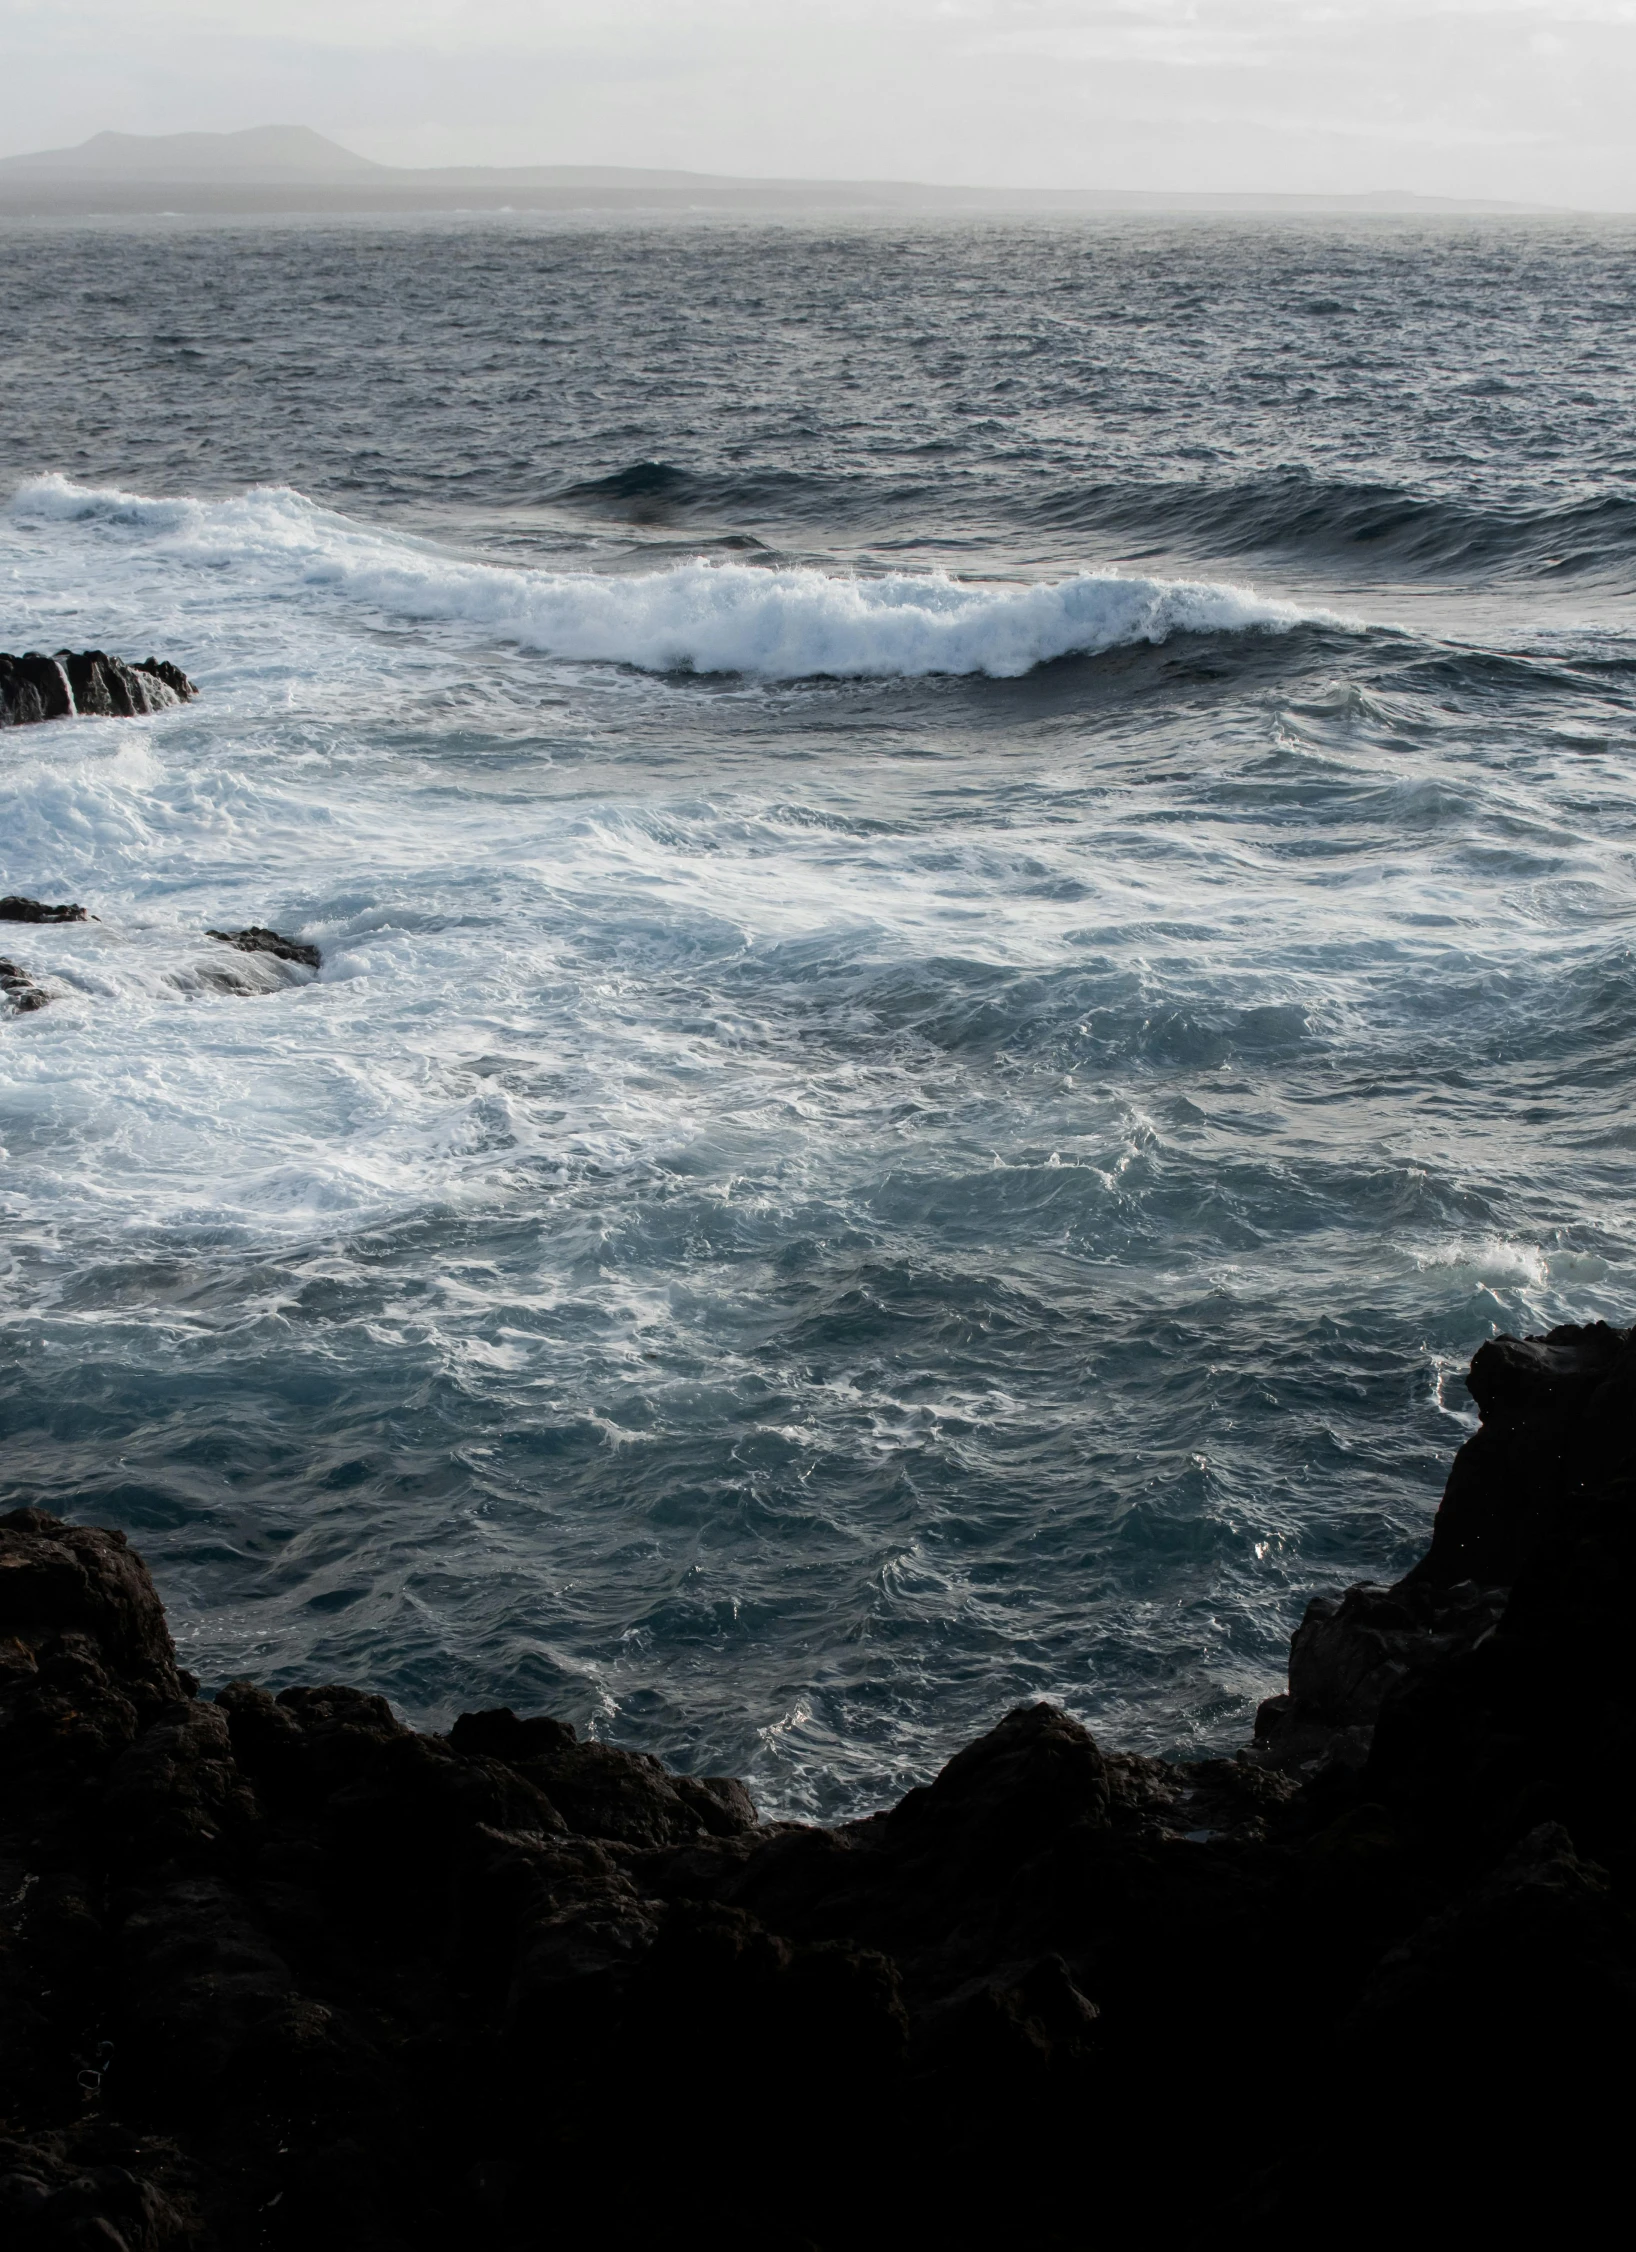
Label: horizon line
xmin=0 ymin=125 xmax=1584 ymax=213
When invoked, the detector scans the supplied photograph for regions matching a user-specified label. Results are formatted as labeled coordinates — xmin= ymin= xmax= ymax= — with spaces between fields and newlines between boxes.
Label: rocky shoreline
xmin=1 ymin=652 xmax=196 ymax=728
xmin=1 ymin=658 xmax=319 ymax=1018
xmin=1 ymin=898 xmax=320 ymax=1017
xmin=2 ymin=1321 xmax=1632 ymax=2249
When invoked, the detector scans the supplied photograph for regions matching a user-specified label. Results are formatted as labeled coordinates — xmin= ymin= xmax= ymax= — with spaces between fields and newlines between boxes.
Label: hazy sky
xmin=5 ymin=1 xmax=1635 ymax=205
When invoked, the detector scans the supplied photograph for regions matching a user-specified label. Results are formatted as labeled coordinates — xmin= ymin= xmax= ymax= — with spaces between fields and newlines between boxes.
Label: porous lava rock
xmin=2 ymin=1324 xmax=1634 ymax=2250
xmin=1 ymin=651 xmax=197 ymax=727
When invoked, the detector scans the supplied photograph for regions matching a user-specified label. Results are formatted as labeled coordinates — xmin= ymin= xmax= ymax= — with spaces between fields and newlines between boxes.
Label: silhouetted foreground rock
xmin=2 ymin=1324 xmax=1633 ymax=2250
xmin=1 ymin=651 xmax=197 ymax=727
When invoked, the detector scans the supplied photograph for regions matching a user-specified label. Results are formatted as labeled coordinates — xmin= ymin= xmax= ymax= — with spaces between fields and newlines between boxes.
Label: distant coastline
xmin=0 ymin=124 xmax=1558 ymax=220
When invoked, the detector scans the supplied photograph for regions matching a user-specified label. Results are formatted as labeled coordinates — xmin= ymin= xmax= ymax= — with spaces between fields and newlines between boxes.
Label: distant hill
xmin=0 ymin=126 xmax=1549 ymax=217
xmin=0 ymin=126 xmax=379 ymax=181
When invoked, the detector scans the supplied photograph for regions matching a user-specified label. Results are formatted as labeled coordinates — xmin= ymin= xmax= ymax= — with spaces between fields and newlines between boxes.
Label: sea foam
xmin=11 ymin=475 xmax=1329 ymax=681
xmin=6 ymin=206 xmax=1635 ymax=1823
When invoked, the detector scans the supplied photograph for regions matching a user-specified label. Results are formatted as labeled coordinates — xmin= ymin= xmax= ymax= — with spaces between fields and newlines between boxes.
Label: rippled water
xmin=2 ymin=216 xmax=1634 ymax=1816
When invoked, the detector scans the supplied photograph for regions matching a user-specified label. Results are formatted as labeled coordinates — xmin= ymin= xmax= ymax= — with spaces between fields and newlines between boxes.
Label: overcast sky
xmin=5 ymin=1 xmax=1635 ymax=206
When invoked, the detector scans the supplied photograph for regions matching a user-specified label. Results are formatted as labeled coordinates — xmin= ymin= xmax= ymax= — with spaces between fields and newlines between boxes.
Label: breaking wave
xmin=12 ymin=474 xmax=1335 ymax=680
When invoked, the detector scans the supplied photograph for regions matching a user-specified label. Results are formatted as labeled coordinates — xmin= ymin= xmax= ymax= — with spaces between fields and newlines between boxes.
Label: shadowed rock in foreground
xmin=2 ymin=1325 xmax=1633 ymax=2249
xmin=1 ymin=651 xmax=197 ymax=727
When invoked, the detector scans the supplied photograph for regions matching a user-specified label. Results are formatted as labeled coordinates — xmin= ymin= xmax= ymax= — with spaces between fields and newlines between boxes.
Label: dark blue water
xmin=2 ymin=215 xmax=1634 ymax=1816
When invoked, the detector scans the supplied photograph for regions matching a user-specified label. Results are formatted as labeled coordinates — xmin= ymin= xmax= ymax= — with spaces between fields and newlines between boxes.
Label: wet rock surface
xmin=0 ymin=897 xmax=88 ymax=924
xmin=0 ymin=910 xmax=319 ymax=1017
xmin=2 ymin=1323 xmax=1634 ymax=2249
xmin=0 ymin=958 xmax=53 ymax=1013
xmin=1 ymin=651 xmax=197 ymax=727
xmin=204 ymin=928 xmax=322 ymax=972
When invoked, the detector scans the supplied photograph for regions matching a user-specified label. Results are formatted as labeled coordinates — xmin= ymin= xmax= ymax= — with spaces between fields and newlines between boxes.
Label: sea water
xmin=1 ymin=215 xmax=1633 ymax=1816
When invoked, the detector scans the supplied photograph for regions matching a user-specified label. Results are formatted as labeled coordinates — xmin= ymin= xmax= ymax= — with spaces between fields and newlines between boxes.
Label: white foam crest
xmin=1408 ymin=1235 xmax=1551 ymax=1289
xmin=13 ymin=472 xmax=196 ymax=533
xmin=10 ymin=474 xmax=1332 ymax=681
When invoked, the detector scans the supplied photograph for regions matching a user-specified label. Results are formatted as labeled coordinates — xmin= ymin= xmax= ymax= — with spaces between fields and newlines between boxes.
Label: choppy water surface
xmin=2 ymin=216 xmax=1634 ymax=1816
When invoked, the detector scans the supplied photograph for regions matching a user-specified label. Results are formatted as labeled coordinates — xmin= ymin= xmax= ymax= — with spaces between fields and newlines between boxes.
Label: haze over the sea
xmin=2 ymin=0 xmax=1632 ymax=210
xmin=0 ymin=122 xmax=1554 ymax=218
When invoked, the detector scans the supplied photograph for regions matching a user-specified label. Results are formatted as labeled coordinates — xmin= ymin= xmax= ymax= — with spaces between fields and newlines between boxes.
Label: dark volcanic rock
xmin=1 ymin=1326 xmax=1633 ymax=2249
xmin=1252 ymin=1573 xmax=1507 ymax=1776
xmin=0 ymin=1510 xmax=186 ymax=1716
xmin=0 ymin=958 xmax=52 ymax=1013
xmin=204 ymin=927 xmax=322 ymax=972
xmin=132 ymin=659 xmax=196 ymax=706
xmin=0 ymin=650 xmax=197 ymax=728
xmin=0 ymin=896 xmax=87 ymax=924
xmin=1419 ymin=1318 xmax=1634 ymax=1585
xmin=0 ymin=651 xmax=73 ymax=724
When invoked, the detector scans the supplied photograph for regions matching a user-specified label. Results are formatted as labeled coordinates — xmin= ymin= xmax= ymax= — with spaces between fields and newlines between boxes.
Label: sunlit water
xmin=2 ymin=215 xmax=1634 ymax=1817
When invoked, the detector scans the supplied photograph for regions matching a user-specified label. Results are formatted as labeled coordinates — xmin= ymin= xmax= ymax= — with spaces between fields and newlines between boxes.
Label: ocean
xmin=1 ymin=213 xmax=1633 ymax=1818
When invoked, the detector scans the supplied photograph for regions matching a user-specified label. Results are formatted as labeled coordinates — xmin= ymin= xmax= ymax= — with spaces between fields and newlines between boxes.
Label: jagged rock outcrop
xmin=1 ymin=651 xmax=197 ymax=727
xmin=1 ymin=1324 xmax=1633 ymax=2250
xmin=1251 ymin=1573 xmax=1508 ymax=1774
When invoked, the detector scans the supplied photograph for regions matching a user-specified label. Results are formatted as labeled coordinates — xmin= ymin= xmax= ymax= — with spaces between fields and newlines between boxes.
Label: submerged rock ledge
xmin=2 ymin=1324 xmax=1632 ymax=2250
xmin=0 ymin=912 xmax=319 ymax=1016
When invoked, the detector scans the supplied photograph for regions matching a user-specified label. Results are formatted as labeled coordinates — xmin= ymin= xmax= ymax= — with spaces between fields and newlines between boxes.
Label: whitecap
xmin=10 ymin=474 xmax=1341 ymax=682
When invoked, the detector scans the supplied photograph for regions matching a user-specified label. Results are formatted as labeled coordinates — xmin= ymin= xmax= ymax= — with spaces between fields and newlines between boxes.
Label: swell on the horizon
xmin=557 ymin=458 xmax=1636 ymax=585
xmin=1025 ymin=473 xmax=1636 ymax=582
xmin=11 ymin=474 xmax=1338 ymax=680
